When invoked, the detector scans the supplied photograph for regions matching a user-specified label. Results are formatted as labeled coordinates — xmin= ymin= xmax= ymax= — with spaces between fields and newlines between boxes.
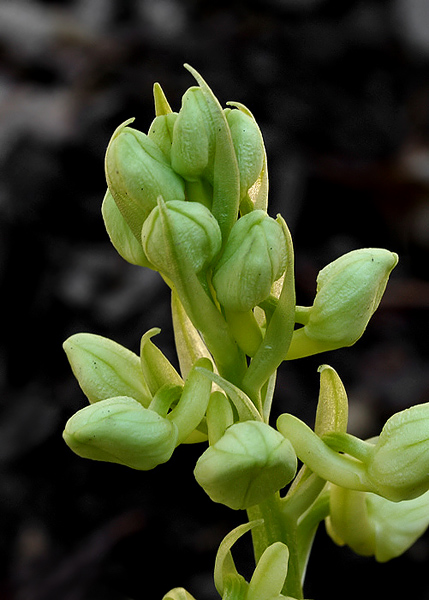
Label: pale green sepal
xmin=326 ymin=485 xmax=376 ymax=557
xmin=314 ymin=365 xmax=348 ymax=436
xmin=242 ymin=215 xmax=295 ymax=400
xmin=184 ymin=64 xmax=240 ymax=243
xmin=153 ymin=81 xmax=173 ymax=116
xmin=227 ymin=101 xmax=268 ymax=212
xmin=168 ymin=357 xmax=213 ymax=445
xmin=147 ymin=112 xmax=178 ymax=160
xmin=326 ymin=485 xmax=429 ymax=562
xmin=247 ymin=542 xmax=289 ymax=600
xmin=367 ymin=489 xmax=429 ymax=561
xmin=171 ymin=291 xmax=213 ymax=379
xmin=63 ymin=396 xmax=178 ymax=470
xmin=213 ymin=519 xmax=263 ymax=595
xmin=63 ymin=332 xmax=152 ymax=407
xmin=194 ymin=367 xmax=262 ymax=422
xmin=206 ymin=391 xmax=234 ymax=445
xmin=162 ymin=588 xmax=197 ymax=600
xmin=277 ymin=414 xmax=371 ymax=493
xmin=194 ymin=421 xmax=297 ymax=510
xmin=101 ymin=189 xmax=152 ymax=268
xmin=140 ymin=328 xmax=183 ymax=396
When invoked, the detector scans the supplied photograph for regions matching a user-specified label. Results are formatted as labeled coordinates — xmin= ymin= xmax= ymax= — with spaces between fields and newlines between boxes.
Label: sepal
xmin=326 ymin=485 xmax=429 ymax=562
xmin=63 ymin=332 xmax=152 ymax=407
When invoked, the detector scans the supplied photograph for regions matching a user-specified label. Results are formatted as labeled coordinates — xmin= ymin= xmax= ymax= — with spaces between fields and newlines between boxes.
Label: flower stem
xmin=247 ymin=494 xmax=304 ymax=599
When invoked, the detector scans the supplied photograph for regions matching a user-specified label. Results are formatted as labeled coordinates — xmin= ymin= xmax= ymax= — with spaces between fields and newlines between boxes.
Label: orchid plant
xmin=62 ymin=65 xmax=429 ymax=600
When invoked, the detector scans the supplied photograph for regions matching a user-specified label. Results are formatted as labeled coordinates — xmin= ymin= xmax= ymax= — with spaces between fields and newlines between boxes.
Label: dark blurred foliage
xmin=1 ymin=0 xmax=429 ymax=599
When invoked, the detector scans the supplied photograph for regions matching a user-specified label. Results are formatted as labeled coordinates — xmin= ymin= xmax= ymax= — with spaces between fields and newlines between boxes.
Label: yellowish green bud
xmin=141 ymin=199 xmax=222 ymax=278
xmin=212 ymin=210 xmax=287 ymax=312
xmin=63 ymin=396 xmax=178 ymax=470
xmin=170 ymin=87 xmax=215 ymax=182
xmin=105 ymin=120 xmax=185 ymax=239
xmin=226 ymin=108 xmax=265 ymax=199
xmin=366 ymin=401 xmax=429 ymax=501
xmin=194 ymin=421 xmax=297 ymax=510
xmin=63 ymin=332 xmax=152 ymax=407
xmin=287 ymin=248 xmax=398 ymax=359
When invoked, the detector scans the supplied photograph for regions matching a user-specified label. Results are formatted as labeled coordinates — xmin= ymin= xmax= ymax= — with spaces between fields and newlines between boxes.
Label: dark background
xmin=1 ymin=0 xmax=429 ymax=598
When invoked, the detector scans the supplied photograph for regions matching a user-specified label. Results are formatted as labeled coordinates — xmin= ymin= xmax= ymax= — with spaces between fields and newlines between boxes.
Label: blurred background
xmin=1 ymin=0 xmax=429 ymax=598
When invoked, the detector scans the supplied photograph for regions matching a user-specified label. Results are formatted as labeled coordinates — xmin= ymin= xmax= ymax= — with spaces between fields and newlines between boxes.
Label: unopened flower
xmin=194 ymin=421 xmax=297 ymax=510
xmin=212 ymin=210 xmax=287 ymax=312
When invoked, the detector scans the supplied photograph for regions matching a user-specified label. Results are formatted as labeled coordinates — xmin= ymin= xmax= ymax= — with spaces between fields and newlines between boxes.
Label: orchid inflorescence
xmin=62 ymin=65 xmax=429 ymax=599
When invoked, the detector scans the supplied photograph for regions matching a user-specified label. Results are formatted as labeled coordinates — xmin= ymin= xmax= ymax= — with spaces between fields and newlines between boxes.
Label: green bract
xmin=194 ymin=421 xmax=297 ymax=510
xmin=105 ymin=120 xmax=185 ymax=239
xmin=142 ymin=199 xmax=222 ymax=278
xmin=287 ymin=248 xmax=398 ymax=359
xmin=212 ymin=210 xmax=287 ymax=312
xmin=63 ymin=396 xmax=178 ymax=470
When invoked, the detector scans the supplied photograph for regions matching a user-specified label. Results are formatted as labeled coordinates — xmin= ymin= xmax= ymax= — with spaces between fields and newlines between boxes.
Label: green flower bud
xmin=326 ymin=485 xmax=429 ymax=562
xmin=226 ymin=108 xmax=265 ymax=199
xmin=366 ymin=402 xmax=429 ymax=501
xmin=194 ymin=421 xmax=297 ymax=510
xmin=212 ymin=210 xmax=287 ymax=312
xmin=287 ymin=248 xmax=398 ymax=359
xmin=170 ymin=87 xmax=215 ymax=182
xmin=63 ymin=332 xmax=152 ymax=407
xmin=63 ymin=396 xmax=178 ymax=470
xmin=141 ymin=199 xmax=222 ymax=278
xmin=213 ymin=210 xmax=287 ymax=312
xmin=147 ymin=112 xmax=178 ymax=161
xmin=105 ymin=120 xmax=185 ymax=239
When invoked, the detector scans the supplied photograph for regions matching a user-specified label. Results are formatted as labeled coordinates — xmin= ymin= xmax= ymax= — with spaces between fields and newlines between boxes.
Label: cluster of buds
xmin=62 ymin=65 xmax=429 ymax=600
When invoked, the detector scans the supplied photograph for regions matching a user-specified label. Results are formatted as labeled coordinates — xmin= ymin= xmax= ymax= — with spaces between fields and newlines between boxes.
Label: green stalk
xmin=247 ymin=494 xmax=304 ymax=599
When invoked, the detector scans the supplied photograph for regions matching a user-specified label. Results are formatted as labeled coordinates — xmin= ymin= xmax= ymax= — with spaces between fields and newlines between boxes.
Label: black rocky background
xmin=1 ymin=1 xmax=429 ymax=599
